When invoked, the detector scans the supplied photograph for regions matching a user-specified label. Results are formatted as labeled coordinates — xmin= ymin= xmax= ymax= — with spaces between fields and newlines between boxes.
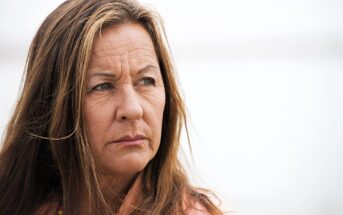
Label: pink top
xmin=34 ymin=174 xmax=237 ymax=215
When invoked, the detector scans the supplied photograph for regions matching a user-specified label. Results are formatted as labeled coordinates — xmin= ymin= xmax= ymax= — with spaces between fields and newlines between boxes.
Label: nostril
xmin=115 ymin=86 xmax=144 ymax=121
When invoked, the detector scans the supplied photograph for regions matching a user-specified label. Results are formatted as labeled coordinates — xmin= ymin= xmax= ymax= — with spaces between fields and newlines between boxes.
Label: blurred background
xmin=1 ymin=0 xmax=342 ymax=214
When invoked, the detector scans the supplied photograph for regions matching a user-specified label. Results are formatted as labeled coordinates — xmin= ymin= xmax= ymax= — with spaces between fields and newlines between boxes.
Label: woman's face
xmin=85 ymin=23 xmax=165 ymax=179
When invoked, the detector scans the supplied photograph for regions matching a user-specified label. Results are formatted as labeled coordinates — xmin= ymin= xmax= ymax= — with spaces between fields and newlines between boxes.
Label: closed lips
xmin=111 ymin=135 xmax=146 ymax=145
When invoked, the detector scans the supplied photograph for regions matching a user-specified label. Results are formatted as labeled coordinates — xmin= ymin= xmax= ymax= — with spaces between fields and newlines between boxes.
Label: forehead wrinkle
xmin=90 ymin=48 xmax=158 ymax=74
xmin=88 ymin=53 xmax=157 ymax=73
xmin=91 ymin=46 xmax=156 ymax=58
xmin=88 ymin=55 xmax=120 ymax=74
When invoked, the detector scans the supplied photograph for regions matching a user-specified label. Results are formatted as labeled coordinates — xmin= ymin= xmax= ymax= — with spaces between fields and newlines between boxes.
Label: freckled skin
xmin=85 ymin=23 xmax=165 ymax=186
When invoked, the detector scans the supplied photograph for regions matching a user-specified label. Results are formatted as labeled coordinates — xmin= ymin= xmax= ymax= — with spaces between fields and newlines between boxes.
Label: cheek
xmin=84 ymin=99 xmax=115 ymax=149
xmin=151 ymin=96 xmax=166 ymax=158
xmin=148 ymin=92 xmax=165 ymax=139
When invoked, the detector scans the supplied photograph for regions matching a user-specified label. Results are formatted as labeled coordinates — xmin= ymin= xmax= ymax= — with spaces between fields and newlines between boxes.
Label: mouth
xmin=110 ymin=134 xmax=146 ymax=146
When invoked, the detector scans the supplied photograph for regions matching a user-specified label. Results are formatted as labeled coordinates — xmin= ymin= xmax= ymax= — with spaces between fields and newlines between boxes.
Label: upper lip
xmin=112 ymin=134 xmax=146 ymax=143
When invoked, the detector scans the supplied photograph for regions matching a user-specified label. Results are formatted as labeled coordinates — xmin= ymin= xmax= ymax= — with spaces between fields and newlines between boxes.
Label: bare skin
xmin=84 ymin=22 xmax=165 ymax=210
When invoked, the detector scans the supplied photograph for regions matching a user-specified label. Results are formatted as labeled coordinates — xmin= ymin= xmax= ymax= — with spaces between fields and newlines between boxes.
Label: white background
xmin=1 ymin=1 xmax=343 ymax=215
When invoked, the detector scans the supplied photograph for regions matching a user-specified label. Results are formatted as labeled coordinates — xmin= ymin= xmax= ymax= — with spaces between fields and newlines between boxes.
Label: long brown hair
xmin=0 ymin=0 xmax=223 ymax=214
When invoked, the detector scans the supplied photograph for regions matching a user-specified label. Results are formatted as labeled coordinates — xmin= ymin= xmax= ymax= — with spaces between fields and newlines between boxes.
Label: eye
xmin=138 ymin=77 xmax=156 ymax=86
xmin=92 ymin=82 xmax=114 ymax=91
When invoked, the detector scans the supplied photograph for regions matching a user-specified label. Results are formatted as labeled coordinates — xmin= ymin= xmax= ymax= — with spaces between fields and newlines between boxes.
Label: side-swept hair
xmin=0 ymin=0 xmax=223 ymax=214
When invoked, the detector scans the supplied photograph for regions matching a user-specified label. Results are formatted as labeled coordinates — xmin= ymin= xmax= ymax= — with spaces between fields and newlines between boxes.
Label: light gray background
xmin=1 ymin=1 xmax=343 ymax=214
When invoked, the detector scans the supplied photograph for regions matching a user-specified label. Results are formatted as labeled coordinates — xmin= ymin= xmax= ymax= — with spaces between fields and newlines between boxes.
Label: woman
xmin=0 ymin=0 xmax=236 ymax=214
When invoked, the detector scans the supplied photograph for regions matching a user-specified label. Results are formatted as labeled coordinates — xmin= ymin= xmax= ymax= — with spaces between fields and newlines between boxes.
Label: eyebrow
xmin=89 ymin=65 xmax=159 ymax=78
xmin=89 ymin=72 xmax=116 ymax=78
xmin=136 ymin=65 xmax=159 ymax=76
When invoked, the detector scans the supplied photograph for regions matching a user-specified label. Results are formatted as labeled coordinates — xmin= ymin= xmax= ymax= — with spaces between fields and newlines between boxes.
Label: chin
xmin=118 ymin=161 xmax=147 ymax=174
xmin=102 ymin=155 xmax=152 ymax=177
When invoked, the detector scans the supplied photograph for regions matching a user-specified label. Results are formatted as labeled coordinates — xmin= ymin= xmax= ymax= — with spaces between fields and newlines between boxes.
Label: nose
xmin=115 ymin=85 xmax=143 ymax=121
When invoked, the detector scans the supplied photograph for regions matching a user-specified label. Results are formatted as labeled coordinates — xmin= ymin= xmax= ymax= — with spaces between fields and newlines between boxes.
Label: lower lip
xmin=113 ymin=139 xmax=145 ymax=146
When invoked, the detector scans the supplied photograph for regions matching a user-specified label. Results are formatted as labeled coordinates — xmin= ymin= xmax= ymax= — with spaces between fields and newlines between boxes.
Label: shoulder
xmin=185 ymin=188 xmax=238 ymax=215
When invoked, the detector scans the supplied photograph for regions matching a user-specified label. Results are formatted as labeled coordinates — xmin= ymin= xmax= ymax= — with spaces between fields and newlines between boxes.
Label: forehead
xmin=90 ymin=22 xmax=157 ymax=61
xmin=86 ymin=22 xmax=159 ymax=75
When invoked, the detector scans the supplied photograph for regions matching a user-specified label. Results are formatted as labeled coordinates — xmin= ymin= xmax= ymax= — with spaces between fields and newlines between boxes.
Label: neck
xmin=102 ymin=172 xmax=139 ymax=202
xmin=78 ymin=172 xmax=141 ymax=214
xmin=103 ymin=171 xmax=143 ymax=213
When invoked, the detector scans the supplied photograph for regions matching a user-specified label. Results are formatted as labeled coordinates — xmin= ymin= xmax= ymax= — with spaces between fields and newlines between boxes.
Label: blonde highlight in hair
xmin=0 ymin=1 xmax=223 ymax=214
